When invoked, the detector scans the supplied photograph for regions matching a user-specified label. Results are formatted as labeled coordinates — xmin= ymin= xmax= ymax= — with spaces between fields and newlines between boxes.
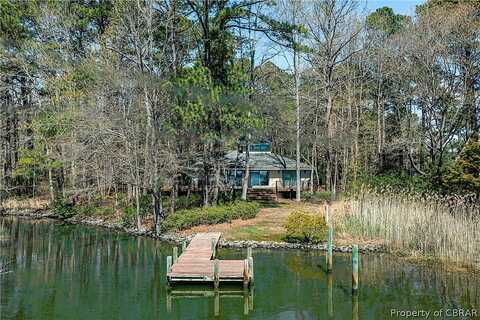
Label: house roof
xmin=225 ymin=151 xmax=311 ymax=171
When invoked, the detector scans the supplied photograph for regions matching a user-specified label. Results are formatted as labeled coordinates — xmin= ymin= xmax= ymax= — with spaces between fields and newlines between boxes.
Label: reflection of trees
xmin=1 ymin=217 xmax=479 ymax=318
xmin=284 ymin=253 xmax=323 ymax=280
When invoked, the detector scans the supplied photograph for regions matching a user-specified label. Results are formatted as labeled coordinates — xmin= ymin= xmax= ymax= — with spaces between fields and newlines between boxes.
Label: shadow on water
xmin=1 ymin=216 xmax=479 ymax=320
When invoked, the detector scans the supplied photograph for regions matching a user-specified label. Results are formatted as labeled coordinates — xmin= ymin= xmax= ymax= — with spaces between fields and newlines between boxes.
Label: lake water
xmin=1 ymin=217 xmax=479 ymax=319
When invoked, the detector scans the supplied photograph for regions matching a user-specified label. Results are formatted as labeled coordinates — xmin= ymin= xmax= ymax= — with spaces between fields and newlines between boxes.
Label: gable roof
xmin=225 ymin=151 xmax=311 ymax=171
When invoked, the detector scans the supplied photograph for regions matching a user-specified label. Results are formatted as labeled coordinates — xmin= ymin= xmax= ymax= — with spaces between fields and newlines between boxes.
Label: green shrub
xmin=76 ymin=204 xmax=95 ymax=216
xmin=302 ymin=191 xmax=333 ymax=203
xmin=122 ymin=207 xmax=137 ymax=228
xmin=51 ymin=198 xmax=77 ymax=219
xmin=283 ymin=210 xmax=328 ymax=244
xmin=160 ymin=201 xmax=260 ymax=231
xmin=175 ymin=194 xmax=203 ymax=209
xmin=444 ymin=135 xmax=480 ymax=195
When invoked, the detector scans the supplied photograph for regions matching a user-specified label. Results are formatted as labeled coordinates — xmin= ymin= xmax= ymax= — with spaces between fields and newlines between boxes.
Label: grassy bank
xmin=338 ymin=192 xmax=480 ymax=270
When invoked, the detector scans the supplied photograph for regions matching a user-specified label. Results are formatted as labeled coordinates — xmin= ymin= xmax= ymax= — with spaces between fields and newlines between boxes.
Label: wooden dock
xmin=166 ymin=232 xmax=253 ymax=288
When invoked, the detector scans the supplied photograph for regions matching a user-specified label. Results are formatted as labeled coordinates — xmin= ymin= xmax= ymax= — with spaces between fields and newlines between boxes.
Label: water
xmin=1 ymin=217 xmax=478 ymax=320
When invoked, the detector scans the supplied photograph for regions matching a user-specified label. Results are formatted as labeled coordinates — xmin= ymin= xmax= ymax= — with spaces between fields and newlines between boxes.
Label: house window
xmin=282 ymin=170 xmax=296 ymax=188
xmin=249 ymin=171 xmax=269 ymax=187
xmin=249 ymin=143 xmax=271 ymax=152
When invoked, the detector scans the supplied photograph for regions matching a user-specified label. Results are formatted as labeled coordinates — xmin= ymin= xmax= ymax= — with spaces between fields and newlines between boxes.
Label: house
xmin=225 ymin=142 xmax=311 ymax=198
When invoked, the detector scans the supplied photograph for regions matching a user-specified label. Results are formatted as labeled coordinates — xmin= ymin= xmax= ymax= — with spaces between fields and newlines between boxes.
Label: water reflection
xmin=1 ymin=217 xmax=479 ymax=320
xmin=166 ymin=287 xmax=254 ymax=316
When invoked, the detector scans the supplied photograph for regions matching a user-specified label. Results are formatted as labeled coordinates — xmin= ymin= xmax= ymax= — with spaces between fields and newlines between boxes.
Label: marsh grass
xmin=342 ymin=189 xmax=480 ymax=270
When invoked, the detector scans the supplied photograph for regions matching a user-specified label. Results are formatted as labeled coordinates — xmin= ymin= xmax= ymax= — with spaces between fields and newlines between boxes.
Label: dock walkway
xmin=166 ymin=232 xmax=252 ymax=288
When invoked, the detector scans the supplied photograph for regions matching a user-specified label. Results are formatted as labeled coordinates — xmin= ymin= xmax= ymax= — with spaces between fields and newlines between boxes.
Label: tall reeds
xmin=345 ymin=190 xmax=480 ymax=269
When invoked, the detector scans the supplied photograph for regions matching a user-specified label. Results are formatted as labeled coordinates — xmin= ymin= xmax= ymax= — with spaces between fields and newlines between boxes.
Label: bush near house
xmin=160 ymin=201 xmax=260 ymax=231
xmin=302 ymin=191 xmax=333 ymax=203
xmin=283 ymin=210 xmax=328 ymax=244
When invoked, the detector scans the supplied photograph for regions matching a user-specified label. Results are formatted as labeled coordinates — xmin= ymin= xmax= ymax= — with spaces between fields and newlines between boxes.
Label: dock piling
xmin=214 ymin=259 xmax=220 ymax=290
xmin=327 ymin=226 xmax=333 ymax=272
xmin=173 ymin=247 xmax=178 ymax=264
xmin=166 ymin=256 xmax=172 ymax=273
xmin=247 ymin=247 xmax=252 ymax=259
xmin=248 ymin=257 xmax=254 ymax=284
xmin=182 ymin=241 xmax=187 ymax=252
xmin=352 ymin=244 xmax=359 ymax=292
xmin=243 ymin=259 xmax=249 ymax=290
xmin=211 ymin=238 xmax=216 ymax=259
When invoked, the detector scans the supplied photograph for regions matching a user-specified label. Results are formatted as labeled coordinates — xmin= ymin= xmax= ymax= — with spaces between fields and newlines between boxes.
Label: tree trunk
xmin=153 ymin=189 xmax=162 ymax=235
xmin=241 ymin=147 xmax=250 ymax=200
xmin=46 ymin=144 xmax=55 ymax=202
xmin=136 ymin=186 xmax=141 ymax=230
xmin=294 ymin=33 xmax=301 ymax=202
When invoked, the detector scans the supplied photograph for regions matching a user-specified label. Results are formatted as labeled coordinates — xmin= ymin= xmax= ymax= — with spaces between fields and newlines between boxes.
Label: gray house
xmin=225 ymin=143 xmax=311 ymax=191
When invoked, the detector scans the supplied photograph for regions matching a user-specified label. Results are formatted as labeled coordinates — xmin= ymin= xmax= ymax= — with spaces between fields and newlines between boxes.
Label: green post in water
xmin=327 ymin=226 xmax=333 ymax=272
xmin=352 ymin=245 xmax=359 ymax=292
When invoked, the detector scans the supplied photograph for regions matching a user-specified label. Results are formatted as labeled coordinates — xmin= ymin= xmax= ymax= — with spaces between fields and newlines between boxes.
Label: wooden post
xmin=166 ymin=256 xmax=172 ymax=273
xmin=214 ymin=259 xmax=219 ymax=290
xmin=211 ymin=238 xmax=216 ymax=259
xmin=247 ymin=247 xmax=252 ymax=259
xmin=166 ymin=255 xmax=172 ymax=287
xmin=326 ymin=226 xmax=333 ymax=272
xmin=243 ymin=259 xmax=249 ymax=290
xmin=173 ymin=247 xmax=178 ymax=264
xmin=248 ymin=256 xmax=254 ymax=284
xmin=182 ymin=241 xmax=187 ymax=252
xmin=352 ymin=245 xmax=359 ymax=292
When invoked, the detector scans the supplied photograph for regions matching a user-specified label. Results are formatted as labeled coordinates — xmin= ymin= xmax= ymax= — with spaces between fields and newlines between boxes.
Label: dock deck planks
xmin=166 ymin=232 xmax=250 ymax=285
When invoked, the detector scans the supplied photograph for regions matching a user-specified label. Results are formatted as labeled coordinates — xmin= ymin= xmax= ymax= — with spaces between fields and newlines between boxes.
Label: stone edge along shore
xmin=1 ymin=209 xmax=386 ymax=254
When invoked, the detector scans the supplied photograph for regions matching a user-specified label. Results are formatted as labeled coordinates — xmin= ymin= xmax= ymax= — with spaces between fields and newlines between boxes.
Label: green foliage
xmin=445 ymin=135 xmax=480 ymax=194
xmin=0 ymin=0 xmax=37 ymax=44
xmin=366 ymin=6 xmax=409 ymax=36
xmin=51 ymin=198 xmax=77 ymax=219
xmin=160 ymin=201 xmax=260 ymax=231
xmin=122 ymin=207 xmax=137 ymax=228
xmin=174 ymin=194 xmax=203 ymax=210
xmin=124 ymin=194 xmax=152 ymax=215
xmin=283 ymin=211 xmax=328 ymax=244
xmin=302 ymin=191 xmax=333 ymax=203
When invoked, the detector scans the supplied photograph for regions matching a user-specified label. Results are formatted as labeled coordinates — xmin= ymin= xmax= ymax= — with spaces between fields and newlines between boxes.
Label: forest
xmin=1 ymin=0 xmax=480 ymax=227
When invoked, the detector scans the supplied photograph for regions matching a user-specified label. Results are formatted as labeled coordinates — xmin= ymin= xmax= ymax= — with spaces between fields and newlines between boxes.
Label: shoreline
xmin=1 ymin=208 xmax=386 ymax=253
